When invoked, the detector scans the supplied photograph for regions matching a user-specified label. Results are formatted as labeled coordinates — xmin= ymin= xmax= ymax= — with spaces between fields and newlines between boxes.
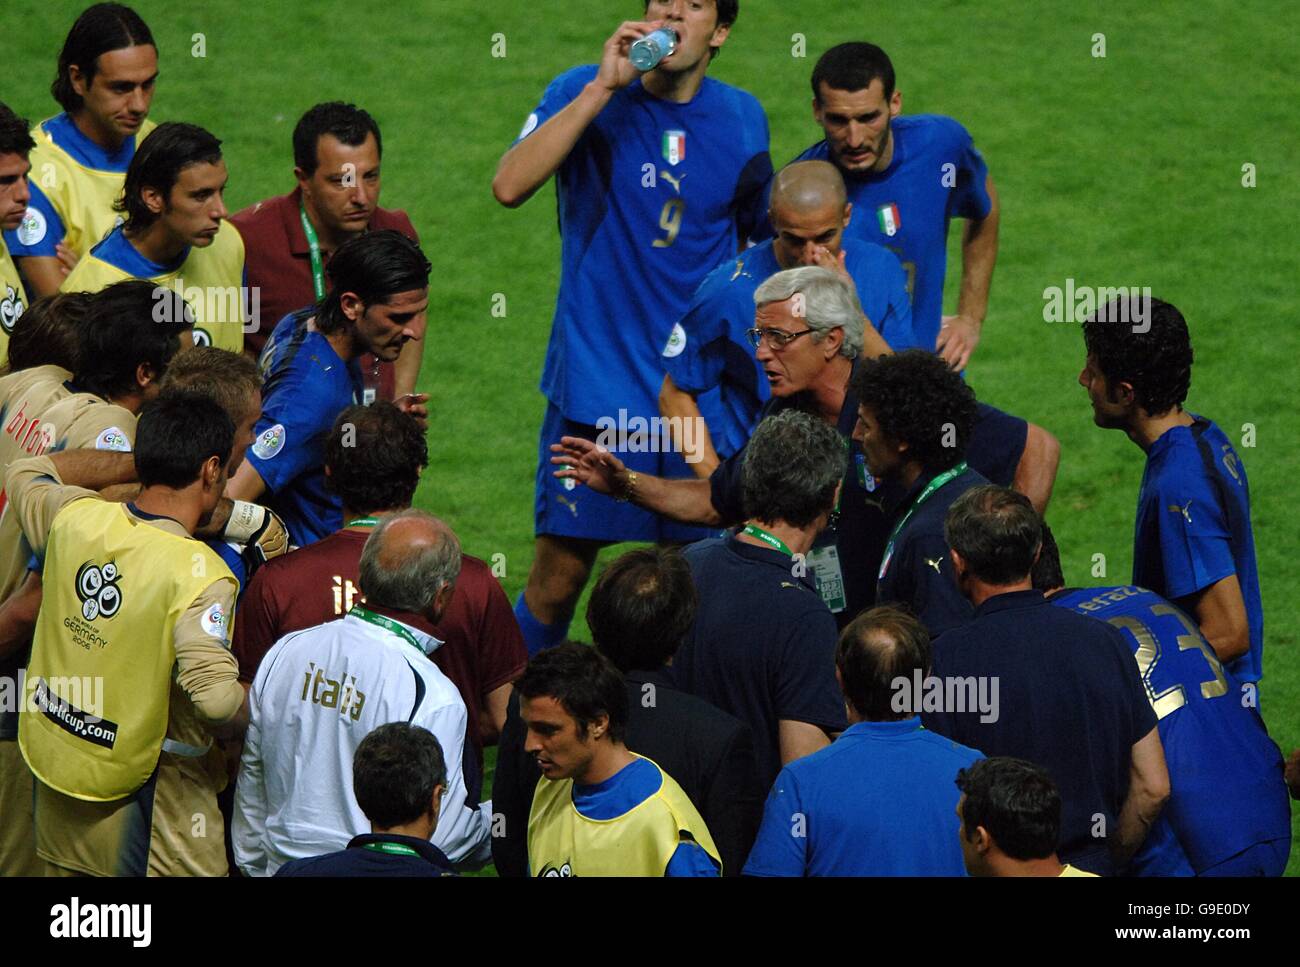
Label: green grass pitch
xmin=6 ymin=0 xmax=1297 ymax=875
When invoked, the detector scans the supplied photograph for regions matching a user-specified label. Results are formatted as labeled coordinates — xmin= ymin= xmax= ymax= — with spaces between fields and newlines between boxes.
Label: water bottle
xmin=629 ymin=27 xmax=677 ymax=71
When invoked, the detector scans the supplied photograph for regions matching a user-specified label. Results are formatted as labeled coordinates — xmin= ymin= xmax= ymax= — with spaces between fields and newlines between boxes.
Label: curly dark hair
xmin=852 ymin=349 xmax=977 ymax=474
xmin=324 ymin=402 xmax=427 ymax=514
xmin=1081 ymin=296 xmax=1192 ymax=416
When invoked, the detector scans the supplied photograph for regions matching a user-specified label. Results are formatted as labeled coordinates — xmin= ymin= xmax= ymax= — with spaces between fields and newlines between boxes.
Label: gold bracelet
xmin=616 ymin=470 xmax=640 ymax=503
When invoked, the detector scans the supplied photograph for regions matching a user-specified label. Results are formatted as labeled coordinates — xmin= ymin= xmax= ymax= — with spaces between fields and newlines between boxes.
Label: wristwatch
xmin=614 ymin=470 xmax=640 ymax=503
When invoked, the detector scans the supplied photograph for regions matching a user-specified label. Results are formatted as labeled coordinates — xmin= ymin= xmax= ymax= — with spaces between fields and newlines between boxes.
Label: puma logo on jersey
xmin=729 ymin=259 xmax=753 ymax=282
xmin=925 ymin=557 xmax=943 ymax=573
xmin=555 ymin=494 xmax=579 ymax=517
xmin=1168 ymin=500 xmax=1192 ymax=523
xmin=660 ymin=170 xmax=685 ymax=195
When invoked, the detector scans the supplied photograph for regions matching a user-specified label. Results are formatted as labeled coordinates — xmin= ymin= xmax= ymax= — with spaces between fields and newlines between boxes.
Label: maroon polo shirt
xmin=232 ymin=528 xmax=528 ymax=770
xmin=230 ymin=188 xmax=420 ymax=401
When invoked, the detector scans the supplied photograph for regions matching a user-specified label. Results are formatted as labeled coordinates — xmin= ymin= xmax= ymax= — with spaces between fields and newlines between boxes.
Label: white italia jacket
xmin=232 ymin=609 xmax=492 ymax=875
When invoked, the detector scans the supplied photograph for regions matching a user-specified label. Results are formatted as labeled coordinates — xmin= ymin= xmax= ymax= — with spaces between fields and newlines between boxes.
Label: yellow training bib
xmin=527 ymin=755 xmax=720 ymax=876
xmin=20 ymin=499 xmax=235 ymax=801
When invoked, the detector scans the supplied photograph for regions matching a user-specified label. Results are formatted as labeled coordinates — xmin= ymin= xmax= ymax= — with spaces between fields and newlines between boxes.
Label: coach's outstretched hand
xmin=596 ymin=20 xmax=667 ymax=92
xmin=550 ymin=436 xmax=625 ymax=497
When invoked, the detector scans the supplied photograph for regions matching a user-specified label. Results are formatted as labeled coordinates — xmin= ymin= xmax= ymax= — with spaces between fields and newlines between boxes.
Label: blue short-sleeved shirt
xmin=744 ymin=718 xmax=982 ymax=876
xmin=1134 ymin=416 xmax=1263 ymax=682
xmin=662 ymin=238 xmax=914 ymax=459
xmin=761 ymin=115 xmax=991 ymax=352
xmin=515 ymin=65 xmax=772 ymax=424
xmin=671 ymin=535 xmax=846 ymax=790
xmin=926 ymin=590 xmax=1158 ymax=875
xmin=249 ymin=310 xmax=362 ymax=547
xmin=1049 ymin=585 xmax=1289 ymax=874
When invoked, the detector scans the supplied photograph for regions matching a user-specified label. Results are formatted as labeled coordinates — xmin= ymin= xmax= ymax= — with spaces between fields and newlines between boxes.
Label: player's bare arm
xmin=779 ymin=719 xmax=832 ymax=766
xmin=1180 ymin=574 xmax=1250 ymax=664
xmin=1113 ymin=726 xmax=1171 ymax=866
xmin=937 ymin=174 xmax=999 ymax=370
xmin=0 ymin=571 xmax=42 ymax=662
xmin=224 ymin=456 xmax=268 ymax=503
xmin=550 ymin=435 xmax=721 ymax=526
xmin=492 ymin=21 xmax=664 ymax=208
xmin=1012 ymin=422 xmax=1061 ymax=514
xmin=480 ymin=681 xmax=513 ymax=746
xmin=658 ymin=374 xmax=720 ymax=478
xmin=14 ymin=256 xmax=67 ymax=299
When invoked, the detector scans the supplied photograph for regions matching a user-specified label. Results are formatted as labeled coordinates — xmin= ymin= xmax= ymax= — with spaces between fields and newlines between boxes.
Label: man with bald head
xmin=233 ymin=508 xmax=493 ymax=875
xmin=659 ymin=159 xmax=912 ymax=476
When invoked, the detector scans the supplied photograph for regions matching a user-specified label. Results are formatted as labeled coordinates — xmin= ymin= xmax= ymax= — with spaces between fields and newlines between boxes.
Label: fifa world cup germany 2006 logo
xmin=75 ymin=561 xmax=123 ymax=621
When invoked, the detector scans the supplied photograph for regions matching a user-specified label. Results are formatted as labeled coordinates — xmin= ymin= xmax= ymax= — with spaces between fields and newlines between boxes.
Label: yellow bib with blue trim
xmin=61 ymin=222 xmax=246 ymax=352
xmin=527 ymin=755 xmax=720 ymax=876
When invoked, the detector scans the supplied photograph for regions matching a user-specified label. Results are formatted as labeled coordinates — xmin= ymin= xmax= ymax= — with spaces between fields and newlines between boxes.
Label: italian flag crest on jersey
xmin=662 ymin=130 xmax=685 ymax=165
xmin=876 ymin=203 xmax=901 ymax=237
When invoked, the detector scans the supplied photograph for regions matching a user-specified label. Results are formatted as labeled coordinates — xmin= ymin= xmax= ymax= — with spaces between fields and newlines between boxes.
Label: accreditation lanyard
xmin=741 ymin=524 xmax=794 ymax=557
xmin=349 ymin=604 xmax=423 ymax=655
xmin=300 ymin=203 xmax=326 ymax=302
xmin=362 ymin=841 xmax=420 ymax=857
xmin=878 ymin=463 xmax=968 ymax=580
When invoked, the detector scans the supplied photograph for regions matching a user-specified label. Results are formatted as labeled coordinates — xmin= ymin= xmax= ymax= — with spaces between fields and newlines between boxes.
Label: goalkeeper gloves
xmin=223 ymin=500 xmax=290 ymax=576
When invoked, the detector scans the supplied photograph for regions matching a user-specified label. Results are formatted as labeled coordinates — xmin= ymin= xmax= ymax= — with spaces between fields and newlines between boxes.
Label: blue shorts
xmin=535 ymin=401 xmax=717 ymax=544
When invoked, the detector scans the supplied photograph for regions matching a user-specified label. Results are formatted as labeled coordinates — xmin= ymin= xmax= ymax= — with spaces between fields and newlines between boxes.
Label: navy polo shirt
xmin=274 ymin=833 xmax=456 ymax=877
xmin=744 ymin=717 xmax=983 ymax=876
xmin=925 ymin=590 xmax=1157 ymax=875
xmin=876 ymin=465 xmax=988 ymax=637
xmin=707 ymin=360 xmax=1026 ymax=628
xmin=671 ymin=535 xmax=846 ymax=790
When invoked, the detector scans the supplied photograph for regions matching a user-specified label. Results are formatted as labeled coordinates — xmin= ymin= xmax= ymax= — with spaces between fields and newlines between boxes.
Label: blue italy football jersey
xmin=1050 ymin=585 xmax=1290 ymax=874
xmin=248 ymin=310 xmax=362 ymax=547
xmin=515 ymin=66 xmax=771 ymax=425
xmin=661 ymin=238 xmax=913 ymax=458
xmin=765 ymin=115 xmax=991 ymax=353
xmin=1134 ymin=416 xmax=1263 ymax=682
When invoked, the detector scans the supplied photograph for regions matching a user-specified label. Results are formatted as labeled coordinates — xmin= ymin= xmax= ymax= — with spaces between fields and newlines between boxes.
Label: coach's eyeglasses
xmin=745 ymin=326 xmax=816 ymax=350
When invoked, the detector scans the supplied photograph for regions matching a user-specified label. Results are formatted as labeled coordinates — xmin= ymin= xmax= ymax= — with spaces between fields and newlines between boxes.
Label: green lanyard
xmin=362 ymin=841 xmax=420 ymax=857
xmin=741 ymin=523 xmax=794 ymax=557
xmin=345 ymin=516 xmax=380 ymax=528
xmin=300 ymin=203 xmax=326 ymax=302
xmin=881 ymin=462 xmax=969 ymax=565
xmin=349 ymin=604 xmax=423 ymax=654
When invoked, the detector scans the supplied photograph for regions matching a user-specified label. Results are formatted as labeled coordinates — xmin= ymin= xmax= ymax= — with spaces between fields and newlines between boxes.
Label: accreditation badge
xmin=807 ymin=545 xmax=847 ymax=613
